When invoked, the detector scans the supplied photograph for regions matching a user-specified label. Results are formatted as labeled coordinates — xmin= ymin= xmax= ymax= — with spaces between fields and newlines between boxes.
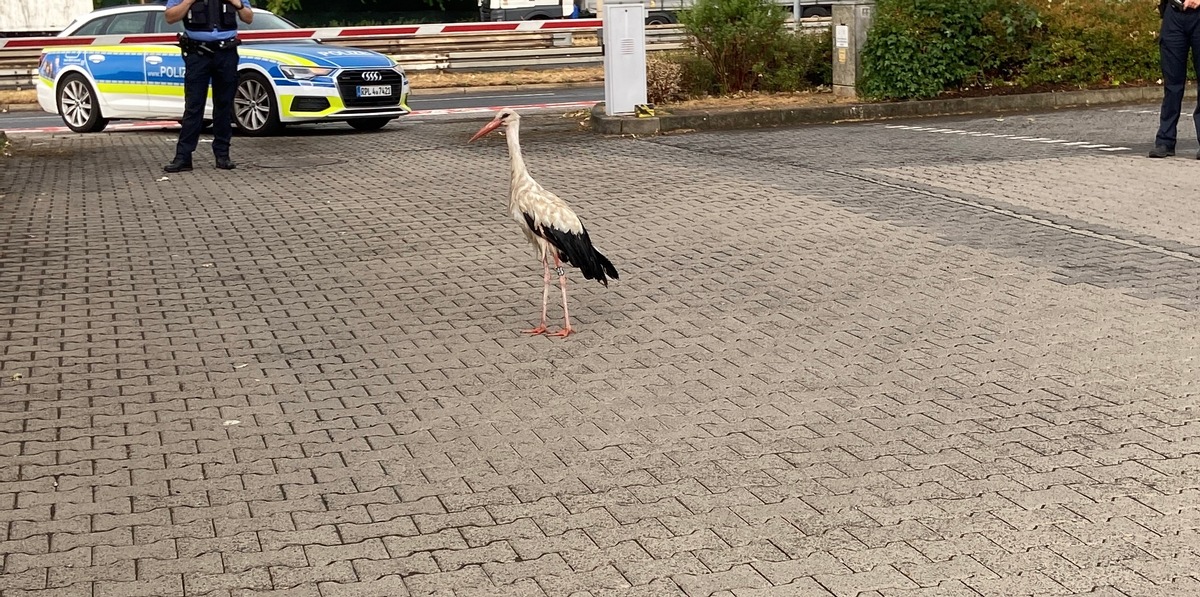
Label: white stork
xmin=469 ymin=108 xmax=618 ymax=337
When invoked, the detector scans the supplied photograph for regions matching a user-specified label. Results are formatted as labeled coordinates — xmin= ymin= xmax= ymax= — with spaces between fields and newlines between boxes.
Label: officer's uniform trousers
xmin=1157 ymin=3 xmax=1200 ymax=150
xmin=176 ymin=41 xmax=239 ymax=160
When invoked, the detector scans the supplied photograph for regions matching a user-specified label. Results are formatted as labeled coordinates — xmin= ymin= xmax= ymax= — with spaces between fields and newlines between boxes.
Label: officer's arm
xmin=228 ymin=0 xmax=254 ymax=24
xmin=164 ymin=0 xmax=195 ymax=24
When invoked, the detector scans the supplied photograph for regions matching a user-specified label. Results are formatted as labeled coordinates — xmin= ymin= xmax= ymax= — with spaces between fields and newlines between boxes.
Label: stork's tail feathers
xmin=539 ymin=222 xmax=619 ymax=286
xmin=592 ymin=249 xmax=619 ymax=287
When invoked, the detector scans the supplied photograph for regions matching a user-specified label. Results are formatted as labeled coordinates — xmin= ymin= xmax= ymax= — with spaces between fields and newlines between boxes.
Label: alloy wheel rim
xmin=62 ymin=80 xmax=92 ymax=128
xmin=235 ymin=79 xmax=270 ymax=131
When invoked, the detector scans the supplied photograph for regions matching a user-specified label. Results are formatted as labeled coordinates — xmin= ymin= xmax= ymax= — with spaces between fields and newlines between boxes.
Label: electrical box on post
xmin=601 ymin=1 xmax=647 ymax=116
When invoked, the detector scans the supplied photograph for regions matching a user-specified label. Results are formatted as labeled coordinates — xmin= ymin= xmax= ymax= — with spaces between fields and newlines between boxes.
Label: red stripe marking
xmin=537 ymin=19 xmax=603 ymax=29
xmin=7 ymin=37 xmax=96 ymax=48
xmin=119 ymin=34 xmax=177 ymax=44
xmin=442 ymin=23 xmax=522 ymax=33
xmin=239 ymin=30 xmax=318 ymax=40
xmin=337 ymin=26 xmax=422 ymax=36
xmin=0 ymin=19 xmax=605 ymax=49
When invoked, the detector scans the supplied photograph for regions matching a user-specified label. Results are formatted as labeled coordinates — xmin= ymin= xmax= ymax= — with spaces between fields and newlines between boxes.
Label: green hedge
xmin=678 ymin=0 xmax=832 ymax=94
xmin=861 ymin=0 xmax=1161 ymax=100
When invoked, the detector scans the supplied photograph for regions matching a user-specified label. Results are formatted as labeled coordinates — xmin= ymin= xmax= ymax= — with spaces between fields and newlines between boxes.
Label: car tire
xmin=347 ymin=117 xmax=392 ymax=132
xmin=56 ymin=73 xmax=109 ymax=133
xmin=646 ymin=13 xmax=673 ymax=25
xmin=234 ymin=71 xmax=283 ymax=136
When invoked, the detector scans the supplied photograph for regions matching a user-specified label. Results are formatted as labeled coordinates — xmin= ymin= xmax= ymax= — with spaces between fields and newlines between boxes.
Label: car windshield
xmin=242 ymin=12 xmax=298 ymax=30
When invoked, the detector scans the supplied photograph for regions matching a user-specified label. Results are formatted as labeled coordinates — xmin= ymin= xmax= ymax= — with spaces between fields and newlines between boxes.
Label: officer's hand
xmin=1186 ymin=0 xmax=1200 ymax=9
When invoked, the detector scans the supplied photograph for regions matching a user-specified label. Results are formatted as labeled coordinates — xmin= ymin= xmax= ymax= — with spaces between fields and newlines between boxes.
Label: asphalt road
xmin=4 ymin=100 xmax=1200 ymax=596
xmin=0 ymin=84 xmax=603 ymax=133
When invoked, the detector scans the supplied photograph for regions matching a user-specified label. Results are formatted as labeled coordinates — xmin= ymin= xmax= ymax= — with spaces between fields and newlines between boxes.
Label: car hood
xmin=245 ymin=42 xmax=397 ymax=68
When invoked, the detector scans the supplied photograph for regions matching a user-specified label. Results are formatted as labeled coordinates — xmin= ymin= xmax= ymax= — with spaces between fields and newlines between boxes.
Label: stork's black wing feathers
xmin=523 ymin=213 xmax=618 ymax=286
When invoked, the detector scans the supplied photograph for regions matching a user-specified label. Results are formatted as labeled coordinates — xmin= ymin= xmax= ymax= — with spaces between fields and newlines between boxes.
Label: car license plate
xmin=357 ymin=85 xmax=391 ymax=98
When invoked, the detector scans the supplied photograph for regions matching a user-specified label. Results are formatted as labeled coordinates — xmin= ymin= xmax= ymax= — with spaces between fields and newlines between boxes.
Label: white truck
xmin=0 ymin=0 xmax=93 ymax=37
xmin=479 ymin=0 xmax=830 ymax=25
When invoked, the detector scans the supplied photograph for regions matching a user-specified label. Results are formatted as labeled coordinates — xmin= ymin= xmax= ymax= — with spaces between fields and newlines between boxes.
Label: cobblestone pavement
xmin=1 ymin=105 xmax=1199 ymax=597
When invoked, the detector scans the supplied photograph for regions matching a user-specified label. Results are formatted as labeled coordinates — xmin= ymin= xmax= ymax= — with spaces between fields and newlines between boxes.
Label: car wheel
xmin=347 ymin=117 xmax=392 ymax=132
xmin=801 ymin=6 xmax=830 ymax=17
xmin=234 ymin=71 xmax=282 ymax=136
xmin=56 ymin=73 xmax=109 ymax=133
xmin=646 ymin=13 xmax=673 ymax=25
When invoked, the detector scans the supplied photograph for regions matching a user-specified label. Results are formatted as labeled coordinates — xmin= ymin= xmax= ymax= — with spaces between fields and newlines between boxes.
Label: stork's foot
xmin=549 ymin=327 xmax=573 ymax=338
xmin=524 ymin=325 xmax=548 ymax=335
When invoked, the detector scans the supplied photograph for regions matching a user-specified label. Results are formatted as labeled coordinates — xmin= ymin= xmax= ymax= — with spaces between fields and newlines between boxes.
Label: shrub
xmin=861 ymin=0 xmax=1023 ymax=99
xmin=1019 ymin=0 xmax=1159 ymax=87
xmin=647 ymin=56 xmax=686 ymax=104
xmin=678 ymin=0 xmax=792 ymax=93
xmin=645 ymin=51 xmax=719 ymax=100
xmin=677 ymin=52 xmax=720 ymax=97
xmin=761 ymin=30 xmax=833 ymax=91
xmin=861 ymin=0 xmax=1161 ymax=98
xmin=975 ymin=0 xmax=1044 ymax=82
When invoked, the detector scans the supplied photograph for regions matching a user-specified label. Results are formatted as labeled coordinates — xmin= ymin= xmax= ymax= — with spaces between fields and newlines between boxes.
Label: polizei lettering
xmin=153 ymin=66 xmax=186 ymax=78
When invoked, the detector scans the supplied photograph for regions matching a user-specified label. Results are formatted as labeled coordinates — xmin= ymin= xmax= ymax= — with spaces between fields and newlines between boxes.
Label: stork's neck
xmin=506 ymin=122 xmax=533 ymax=187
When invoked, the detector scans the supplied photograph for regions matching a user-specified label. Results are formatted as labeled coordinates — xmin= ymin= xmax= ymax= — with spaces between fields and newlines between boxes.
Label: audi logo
xmin=361 ymin=71 xmax=382 ymax=82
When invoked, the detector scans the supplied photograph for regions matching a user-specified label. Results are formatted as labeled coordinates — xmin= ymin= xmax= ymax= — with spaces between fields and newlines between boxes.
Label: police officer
xmin=163 ymin=0 xmax=253 ymax=172
xmin=1151 ymin=0 xmax=1200 ymax=158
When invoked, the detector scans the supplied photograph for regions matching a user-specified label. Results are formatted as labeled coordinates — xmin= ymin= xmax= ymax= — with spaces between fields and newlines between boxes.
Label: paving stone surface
xmin=1 ymin=105 xmax=1198 ymax=597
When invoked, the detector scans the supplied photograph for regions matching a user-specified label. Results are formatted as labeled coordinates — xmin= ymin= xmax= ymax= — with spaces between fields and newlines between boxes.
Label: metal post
xmin=831 ymin=0 xmax=874 ymax=98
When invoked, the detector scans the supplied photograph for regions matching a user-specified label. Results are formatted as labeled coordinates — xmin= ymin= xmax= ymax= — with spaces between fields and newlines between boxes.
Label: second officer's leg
xmin=211 ymin=46 xmax=238 ymax=169
xmin=1188 ymin=12 xmax=1200 ymax=156
xmin=1155 ymin=7 xmax=1189 ymax=156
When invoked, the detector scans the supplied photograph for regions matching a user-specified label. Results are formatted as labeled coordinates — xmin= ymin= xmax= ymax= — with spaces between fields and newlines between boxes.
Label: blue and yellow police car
xmin=36 ymin=4 xmax=411 ymax=135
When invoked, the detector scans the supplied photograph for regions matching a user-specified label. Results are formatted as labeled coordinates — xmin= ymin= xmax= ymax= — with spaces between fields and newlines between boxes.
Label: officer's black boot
xmin=164 ymin=156 xmax=193 ymax=173
xmin=215 ymin=156 xmax=237 ymax=170
xmin=1148 ymin=145 xmax=1175 ymax=158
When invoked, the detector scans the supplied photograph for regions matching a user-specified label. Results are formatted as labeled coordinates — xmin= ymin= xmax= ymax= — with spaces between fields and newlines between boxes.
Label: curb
xmin=590 ymin=86 xmax=1175 ymax=135
xmin=1 ymin=103 xmax=41 ymax=113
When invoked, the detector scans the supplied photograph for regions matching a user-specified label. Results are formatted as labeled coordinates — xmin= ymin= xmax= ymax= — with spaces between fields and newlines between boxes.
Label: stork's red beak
xmin=469 ymin=119 xmax=502 ymax=143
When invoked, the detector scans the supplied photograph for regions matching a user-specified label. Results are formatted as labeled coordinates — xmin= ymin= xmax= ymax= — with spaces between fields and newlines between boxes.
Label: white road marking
xmin=880 ymin=124 xmax=1130 ymax=153
xmin=455 ymin=92 xmax=556 ymax=101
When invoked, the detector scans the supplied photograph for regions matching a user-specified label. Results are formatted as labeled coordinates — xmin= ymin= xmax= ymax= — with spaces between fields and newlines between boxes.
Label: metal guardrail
xmin=0 ymin=19 xmax=830 ymax=90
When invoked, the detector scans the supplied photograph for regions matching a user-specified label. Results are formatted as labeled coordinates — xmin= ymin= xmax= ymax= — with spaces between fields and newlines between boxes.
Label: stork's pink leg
xmin=549 ymin=255 xmax=573 ymax=337
xmin=524 ymin=256 xmax=551 ymax=335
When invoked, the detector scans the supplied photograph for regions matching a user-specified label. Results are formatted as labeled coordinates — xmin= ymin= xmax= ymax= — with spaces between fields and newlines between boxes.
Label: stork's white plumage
xmin=470 ymin=109 xmax=618 ymax=337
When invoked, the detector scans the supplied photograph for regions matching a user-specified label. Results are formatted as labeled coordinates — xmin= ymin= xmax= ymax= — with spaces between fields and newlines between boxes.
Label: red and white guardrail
xmin=0 ymin=18 xmax=605 ymax=50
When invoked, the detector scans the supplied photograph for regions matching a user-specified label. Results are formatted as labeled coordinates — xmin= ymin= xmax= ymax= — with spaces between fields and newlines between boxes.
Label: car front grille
xmin=337 ymin=69 xmax=407 ymax=108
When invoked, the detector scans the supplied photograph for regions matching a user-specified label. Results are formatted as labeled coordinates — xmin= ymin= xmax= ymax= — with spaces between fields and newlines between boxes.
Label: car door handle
xmin=146 ymin=56 xmax=164 ymax=65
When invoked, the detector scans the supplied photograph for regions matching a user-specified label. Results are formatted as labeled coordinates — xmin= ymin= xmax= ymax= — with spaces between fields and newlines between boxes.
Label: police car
xmin=36 ymin=4 xmax=411 ymax=135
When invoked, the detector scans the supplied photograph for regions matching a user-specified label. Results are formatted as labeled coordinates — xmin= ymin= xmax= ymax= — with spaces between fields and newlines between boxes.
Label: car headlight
xmin=280 ymin=66 xmax=334 ymax=80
